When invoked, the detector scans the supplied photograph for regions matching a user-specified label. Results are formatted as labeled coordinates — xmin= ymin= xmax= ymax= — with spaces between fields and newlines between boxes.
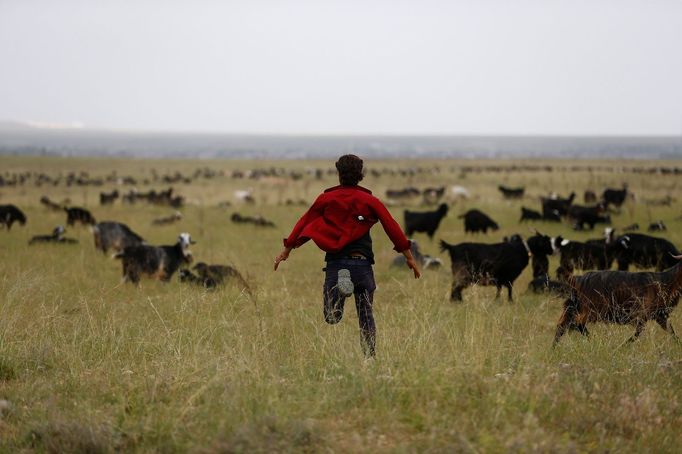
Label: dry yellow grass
xmin=1 ymin=156 xmax=681 ymax=452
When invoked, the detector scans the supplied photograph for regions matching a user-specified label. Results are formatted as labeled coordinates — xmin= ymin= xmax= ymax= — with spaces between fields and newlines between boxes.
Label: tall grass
xmin=0 ymin=157 xmax=680 ymax=452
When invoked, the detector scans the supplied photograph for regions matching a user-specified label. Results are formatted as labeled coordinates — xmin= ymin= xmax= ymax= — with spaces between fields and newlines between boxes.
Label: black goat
xmin=602 ymin=185 xmax=628 ymax=209
xmin=193 ymin=262 xmax=250 ymax=292
xmin=179 ymin=269 xmax=217 ymax=289
xmin=115 ymin=232 xmax=195 ymax=284
xmin=28 ymin=226 xmax=78 ymax=245
xmin=230 ymin=212 xmax=275 ymax=227
xmin=40 ymin=196 xmax=63 ymax=211
xmin=498 ymin=185 xmax=524 ymax=199
xmin=552 ymin=236 xmax=612 ymax=273
xmin=553 ymin=255 xmax=682 ymax=345
xmin=606 ymin=230 xmax=679 ymax=271
xmin=0 ymin=204 xmax=27 ymax=230
xmin=541 ymin=192 xmax=575 ymax=218
xmin=100 ymin=190 xmax=119 ymax=205
xmin=567 ymin=204 xmax=610 ymax=230
xmin=386 ymin=187 xmax=420 ymax=200
xmin=152 ymin=211 xmax=183 ymax=226
xmin=526 ymin=230 xmax=554 ymax=278
xmin=584 ymin=190 xmax=597 ymax=204
xmin=65 ymin=207 xmax=96 ymax=226
xmin=439 ymin=234 xmax=530 ymax=302
xmin=519 ymin=207 xmax=543 ymax=222
xmin=648 ymin=221 xmax=666 ymax=232
xmin=92 ymin=221 xmax=146 ymax=254
xmin=459 ymin=209 xmax=499 ymax=234
xmin=404 ymin=203 xmax=448 ymax=239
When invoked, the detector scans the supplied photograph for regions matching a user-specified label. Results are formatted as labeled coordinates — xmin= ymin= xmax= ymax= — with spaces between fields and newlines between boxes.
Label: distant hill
xmin=0 ymin=126 xmax=680 ymax=159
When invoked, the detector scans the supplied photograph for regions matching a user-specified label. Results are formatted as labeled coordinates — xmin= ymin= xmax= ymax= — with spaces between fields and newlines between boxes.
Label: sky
xmin=1 ymin=0 xmax=681 ymax=135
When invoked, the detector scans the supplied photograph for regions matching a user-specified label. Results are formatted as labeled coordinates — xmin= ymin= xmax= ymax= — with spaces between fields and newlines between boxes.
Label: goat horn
xmin=671 ymin=253 xmax=682 ymax=260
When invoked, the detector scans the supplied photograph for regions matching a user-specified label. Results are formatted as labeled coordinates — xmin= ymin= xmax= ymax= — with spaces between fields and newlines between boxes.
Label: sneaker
xmin=336 ymin=269 xmax=354 ymax=297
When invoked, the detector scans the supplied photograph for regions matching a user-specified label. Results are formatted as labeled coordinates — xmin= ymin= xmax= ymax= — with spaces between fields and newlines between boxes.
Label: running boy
xmin=274 ymin=155 xmax=421 ymax=357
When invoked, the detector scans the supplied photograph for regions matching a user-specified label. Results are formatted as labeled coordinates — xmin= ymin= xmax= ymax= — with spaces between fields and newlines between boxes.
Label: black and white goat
xmin=29 ymin=225 xmax=78 ymax=245
xmin=92 ymin=221 xmax=146 ymax=254
xmin=115 ymin=233 xmax=194 ymax=284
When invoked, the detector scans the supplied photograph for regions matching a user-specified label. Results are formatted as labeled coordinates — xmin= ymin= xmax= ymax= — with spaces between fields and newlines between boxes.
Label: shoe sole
xmin=337 ymin=268 xmax=354 ymax=297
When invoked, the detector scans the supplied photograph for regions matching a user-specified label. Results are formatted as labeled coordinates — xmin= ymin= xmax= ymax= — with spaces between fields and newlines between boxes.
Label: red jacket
xmin=283 ymin=185 xmax=411 ymax=253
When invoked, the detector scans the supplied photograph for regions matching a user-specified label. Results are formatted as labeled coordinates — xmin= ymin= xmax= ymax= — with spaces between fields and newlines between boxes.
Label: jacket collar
xmin=324 ymin=185 xmax=372 ymax=194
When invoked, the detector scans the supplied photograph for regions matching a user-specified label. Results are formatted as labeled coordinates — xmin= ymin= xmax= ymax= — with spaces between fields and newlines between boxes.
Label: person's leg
xmin=352 ymin=264 xmax=377 ymax=357
xmin=323 ymin=264 xmax=346 ymax=324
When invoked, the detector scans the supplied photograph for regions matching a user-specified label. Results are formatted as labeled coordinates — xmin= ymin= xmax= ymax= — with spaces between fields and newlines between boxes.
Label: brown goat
xmin=553 ymin=255 xmax=682 ymax=346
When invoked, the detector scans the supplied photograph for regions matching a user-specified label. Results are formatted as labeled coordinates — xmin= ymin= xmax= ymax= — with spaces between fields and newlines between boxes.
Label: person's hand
xmin=274 ymin=247 xmax=292 ymax=271
xmin=406 ymin=257 xmax=421 ymax=279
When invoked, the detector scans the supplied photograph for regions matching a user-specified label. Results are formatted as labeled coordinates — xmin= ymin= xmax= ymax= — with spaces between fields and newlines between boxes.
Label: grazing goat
xmin=391 ymin=240 xmax=442 ymax=271
xmin=439 ymin=234 xmax=530 ymax=302
xmin=115 ymin=233 xmax=195 ymax=284
xmin=386 ymin=187 xmax=420 ymax=200
xmin=552 ymin=236 xmax=612 ymax=273
xmin=623 ymin=223 xmax=640 ymax=232
xmin=459 ymin=209 xmax=499 ymax=234
xmin=179 ymin=269 xmax=217 ymax=289
xmin=193 ymin=262 xmax=250 ymax=291
xmin=541 ymin=192 xmax=575 ymax=218
xmin=40 ymin=196 xmax=63 ymax=211
xmin=519 ymin=207 xmax=542 ymax=222
xmin=526 ymin=230 xmax=554 ymax=278
xmin=528 ymin=276 xmax=569 ymax=296
xmin=404 ymin=203 xmax=448 ymax=239
xmin=602 ymin=185 xmax=628 ymax=209
xmin=553 ymin=255 xmax=682 ymax=345
xmin=65 ymin=206 xmax=96 ymax=226
xmin=230 ymin=212 xmax=275 ymax=227
xmin=648 ymin=221 xmax=666 ymax=232
xmin=92 ymin=221 xmax=145 ymax=254
xmin=567 ymin=204 xmax=610 ymax=230
xmin=29 ymin=226 xmax=78 ymax=245
xmin=606 ymin=229 xmax=679 ymax=271
xmin=584 ymin=190 xmax=597 ymax=204
xmin=152 ymin=211 xmax=183 ymax=226
xmin=498 ymin=185 xmax=524 ymax=199
xmin=0 ymin=204 xmax=27 ymax=230
xmin=99 ymin=190 xmax=119 ymax=205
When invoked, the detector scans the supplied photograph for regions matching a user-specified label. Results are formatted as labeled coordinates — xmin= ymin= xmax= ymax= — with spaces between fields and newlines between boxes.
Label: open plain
xmin=1 ymin=156 xmax=681 ymax=452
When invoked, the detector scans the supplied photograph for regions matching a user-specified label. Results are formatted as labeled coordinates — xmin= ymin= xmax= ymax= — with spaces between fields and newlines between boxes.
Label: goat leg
xmin=621 ymin=320 xmax=646 ymax=346
xmin=655 ymin=315 xmax=681 ymax=342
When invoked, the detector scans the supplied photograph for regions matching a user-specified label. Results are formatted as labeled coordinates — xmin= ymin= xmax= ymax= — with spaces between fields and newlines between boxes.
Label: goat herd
xmin=391 ymin=183 xmax=681 ymax=346
xmin=0 ymin=199 xmax=249 ymax=292
xmin=1 ymin=166 xmax=681 ymax=347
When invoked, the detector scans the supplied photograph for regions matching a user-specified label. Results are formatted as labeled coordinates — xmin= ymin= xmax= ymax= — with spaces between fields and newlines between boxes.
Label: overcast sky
xmin=1 ymin=0 xmax=681 ymax=135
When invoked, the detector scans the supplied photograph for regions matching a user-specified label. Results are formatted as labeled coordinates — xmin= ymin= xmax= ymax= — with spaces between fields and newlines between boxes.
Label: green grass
xmin=0 ymin=156 xmax=681 ymax=452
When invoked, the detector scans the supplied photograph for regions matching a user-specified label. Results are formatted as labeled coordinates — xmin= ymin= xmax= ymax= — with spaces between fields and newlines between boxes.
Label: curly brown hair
xmin=335 ymin=154 xmax=364 ymax=186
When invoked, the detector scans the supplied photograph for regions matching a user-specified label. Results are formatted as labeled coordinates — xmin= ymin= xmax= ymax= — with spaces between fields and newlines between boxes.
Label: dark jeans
xmin=323 ymin=259 xmax=377 ymax=357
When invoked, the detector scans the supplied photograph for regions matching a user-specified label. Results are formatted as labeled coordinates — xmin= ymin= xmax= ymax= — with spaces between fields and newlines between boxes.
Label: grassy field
xmin=1 ymin=156 xmax=681 ymax=453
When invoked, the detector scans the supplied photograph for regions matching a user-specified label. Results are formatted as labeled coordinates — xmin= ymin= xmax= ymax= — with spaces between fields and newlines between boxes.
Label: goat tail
xmin=439 ymin=239 xmax=452 ymax=254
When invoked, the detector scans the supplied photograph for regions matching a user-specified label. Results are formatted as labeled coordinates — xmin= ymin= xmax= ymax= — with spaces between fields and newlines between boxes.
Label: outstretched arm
xmin=274 ymin=246 xmax=292 ymax=271
xmin=402 ymin=248 xmax=421 ymax=279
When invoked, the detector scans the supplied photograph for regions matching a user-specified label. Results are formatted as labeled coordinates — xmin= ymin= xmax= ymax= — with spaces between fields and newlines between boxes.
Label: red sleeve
xmin=371 ymin=197 xmax=411 ymax=252
xmin=282 ymin=194 xmax=325 ymax=248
